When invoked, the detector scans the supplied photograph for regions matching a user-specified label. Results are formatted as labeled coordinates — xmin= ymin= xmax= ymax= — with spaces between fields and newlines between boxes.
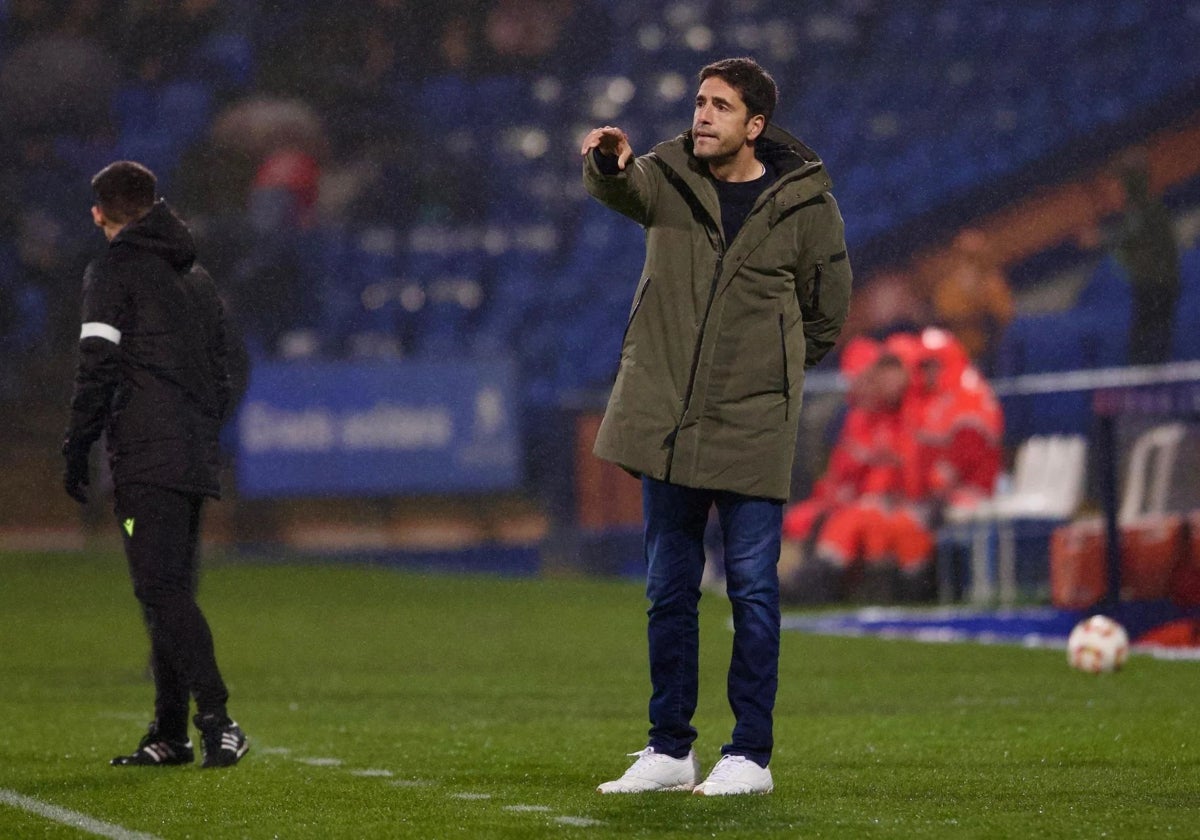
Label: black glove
xmin=62 ymin=440 xmax=90 ymax=504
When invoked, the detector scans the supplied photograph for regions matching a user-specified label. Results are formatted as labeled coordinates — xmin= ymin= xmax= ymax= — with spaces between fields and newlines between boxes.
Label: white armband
xmin=80 ymin=322 xmax=122 ymax=344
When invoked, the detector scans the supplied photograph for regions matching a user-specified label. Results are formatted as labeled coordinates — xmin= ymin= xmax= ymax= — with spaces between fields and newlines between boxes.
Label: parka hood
xmin=111 ymin=199 xmax=196 ymax=273
xmin=743 ymin=124 xmax=822 ymax=177
xmin=647 ymin=124 xmax=832 ymax=238
xmin=657 ymin=124 xmax=826 ymax=183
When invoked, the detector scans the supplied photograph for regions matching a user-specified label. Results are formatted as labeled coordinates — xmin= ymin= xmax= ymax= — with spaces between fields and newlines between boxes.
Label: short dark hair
xmin=699 ymin=57 xmax=778 ymax=125
xmin=91 ymin=161 xmax=157 ymax=224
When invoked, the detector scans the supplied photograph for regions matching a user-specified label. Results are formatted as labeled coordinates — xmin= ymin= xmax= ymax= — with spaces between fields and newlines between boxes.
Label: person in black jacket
xmin=62 ymin=160 xmax=249 ymax=769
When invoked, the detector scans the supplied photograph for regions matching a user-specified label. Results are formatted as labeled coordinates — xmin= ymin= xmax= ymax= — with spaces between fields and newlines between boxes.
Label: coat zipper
xmin=620 ymin=276 xmax=652 ymax=350
xmin=665 ymin=251 xmax=724 ymax=480
xmin=779 ymin=313 xmax=790 ymax=421
xmin=811 ymin=261 xmax=824 ymax=312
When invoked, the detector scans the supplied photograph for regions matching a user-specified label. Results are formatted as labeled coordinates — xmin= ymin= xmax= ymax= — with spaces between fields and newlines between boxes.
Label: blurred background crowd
xmin=2 ymin=1 xmax=1200 ymax=599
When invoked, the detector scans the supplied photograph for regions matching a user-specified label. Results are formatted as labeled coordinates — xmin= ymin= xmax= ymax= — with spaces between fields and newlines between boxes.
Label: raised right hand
xmin=580 ymin=126 xmax=633 ymax=170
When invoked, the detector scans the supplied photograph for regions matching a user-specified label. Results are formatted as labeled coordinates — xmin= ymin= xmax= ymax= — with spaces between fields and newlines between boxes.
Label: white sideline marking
xmin=253 ymin=742 xmax=605 ymax=831
xmin=0 ymin=788 xmax=162 ymax=840
xmin=261 ymin=744 xmax=416 ymax=783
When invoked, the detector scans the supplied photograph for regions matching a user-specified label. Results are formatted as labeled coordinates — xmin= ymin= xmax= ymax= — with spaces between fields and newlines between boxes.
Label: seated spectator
xmin=780 ymin=335 xmax=909 ymax=602
xmin=902 ymin=328 xmax=1004 ymax=514
xmin=248 ymin=148 xmax=321 ymax=232
xmin=782 ymin=336 xmax=890 ymax=543
xmin=783 ymin=329 xmax=1003 ymax=604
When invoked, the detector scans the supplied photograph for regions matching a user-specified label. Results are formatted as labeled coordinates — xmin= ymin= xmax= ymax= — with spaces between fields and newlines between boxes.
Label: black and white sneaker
xmin=111 ymin=723 xmax=194 ymax=767
xmin=194 ymin=714 xmax=249 ymax=768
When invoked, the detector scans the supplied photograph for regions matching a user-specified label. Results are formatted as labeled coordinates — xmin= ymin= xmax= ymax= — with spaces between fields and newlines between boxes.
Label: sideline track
xmin=781 ymin=605 xmax=1200 ymax=659
xmin=782 ymin=605 xmax=1078 ymax=647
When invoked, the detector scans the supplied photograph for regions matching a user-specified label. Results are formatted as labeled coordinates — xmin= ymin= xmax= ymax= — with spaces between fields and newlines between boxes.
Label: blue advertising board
xmin=236 ymin=359 xmax=521 ymax=497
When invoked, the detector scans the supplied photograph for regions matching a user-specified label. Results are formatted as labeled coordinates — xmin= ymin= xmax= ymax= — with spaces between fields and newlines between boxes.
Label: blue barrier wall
xmin=236 ymin=358 xmax=521 ymax=498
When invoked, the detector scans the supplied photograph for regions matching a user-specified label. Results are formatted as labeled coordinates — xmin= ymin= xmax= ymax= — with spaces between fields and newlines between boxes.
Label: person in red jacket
xmin=795 ymin=329 xmax=1003 ymax=603
xmin=872 ymin=328 xmax=1003 ymax=600
xmin=781 ymin=336 xmax=883 ymax=544
xmin=905 ymin=328 xmax=1004 ymax=511
xmin=783 ymin=336 xmax=909 ymax=602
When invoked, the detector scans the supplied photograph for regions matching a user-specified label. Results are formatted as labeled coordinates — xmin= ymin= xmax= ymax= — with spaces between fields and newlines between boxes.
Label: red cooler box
xmin=1173 ymin=511 xmax=1200 ymax=608
xmin=1050 ymin=515 xmax=1186 ymax=609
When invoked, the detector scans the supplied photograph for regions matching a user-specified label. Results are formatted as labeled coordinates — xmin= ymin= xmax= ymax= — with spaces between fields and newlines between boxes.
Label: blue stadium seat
xmin=51 ymin=134 xmax=116 ymax=180
xmin=1075 ymin=255 xmax=1133 ymax=318
xmin=322 ymin=226 xmax=408 ymax=352
xmin=414 ymin=75 xmax=475 ymax=134
xmin=111 ymin=84 xmax=158 ymax=134
xmin=190 ymin=31 xmax=255 ymax=90
xmin=994 ymin=312 xmax=1108 ymax=442
xmin=311 ymin=229 xmax=361 ymax=350
xmin=1180 ymin=242 xmax=1200 ymax=286
xmin=1170 ymin=245 xmax=1200 ymax=360
xmin=158 ymin=80 xmax=215 ymax=146
xmin=417 ymin=296 xmax=473 ymax=359
xmin=472 ymin=75 xmax=524 ymax=133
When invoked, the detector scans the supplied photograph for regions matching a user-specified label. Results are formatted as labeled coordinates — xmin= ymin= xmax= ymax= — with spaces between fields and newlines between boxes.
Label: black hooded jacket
xmin=64 ymin=200 xmax=230 ymax=498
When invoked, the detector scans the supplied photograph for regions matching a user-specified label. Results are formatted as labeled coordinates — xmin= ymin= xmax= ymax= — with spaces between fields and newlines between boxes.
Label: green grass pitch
xmin=1 ymin=551 xmax=1196 ymax=838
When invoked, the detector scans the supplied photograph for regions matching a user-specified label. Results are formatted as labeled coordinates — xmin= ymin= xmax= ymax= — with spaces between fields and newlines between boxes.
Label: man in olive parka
xmin=583 ymin=58 xmax=852 ymax=796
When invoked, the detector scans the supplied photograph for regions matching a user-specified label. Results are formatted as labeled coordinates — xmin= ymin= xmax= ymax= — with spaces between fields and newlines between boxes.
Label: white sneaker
xmin=692 ymin=755 xmax=773 ymax=796
xmin=596 ymin=747 xmax=701 ymax=793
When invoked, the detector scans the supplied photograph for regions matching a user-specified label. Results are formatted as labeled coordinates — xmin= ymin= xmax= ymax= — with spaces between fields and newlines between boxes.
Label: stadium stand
xmin=2 ymin=2 xmax=1200 ymax=576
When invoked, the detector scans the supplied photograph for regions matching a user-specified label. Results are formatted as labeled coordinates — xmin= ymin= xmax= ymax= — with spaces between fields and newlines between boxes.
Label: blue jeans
xmin=642 ymin=477 xmax=782 ymax=768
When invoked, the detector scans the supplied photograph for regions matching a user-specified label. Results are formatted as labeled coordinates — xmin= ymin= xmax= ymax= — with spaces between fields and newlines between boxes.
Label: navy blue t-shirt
xmin=712 ymin=160 xmax=776 ymax=243
xmin=591 ymin=149 xmax=777 ymax=243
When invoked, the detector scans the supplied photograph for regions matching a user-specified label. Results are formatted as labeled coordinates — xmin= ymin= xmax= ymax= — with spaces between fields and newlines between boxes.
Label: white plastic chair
xmin=944 ymin=423 xmax=1188 ymax=605
xmin=1118 ymin=422 xmax=1185 ymax=523
xmin=941 ymin=434 xmax=1088 ymax=604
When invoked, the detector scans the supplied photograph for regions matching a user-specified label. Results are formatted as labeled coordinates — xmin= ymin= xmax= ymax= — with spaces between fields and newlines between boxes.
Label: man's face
xmin=692 ymin=76 xmax=763 ymax=163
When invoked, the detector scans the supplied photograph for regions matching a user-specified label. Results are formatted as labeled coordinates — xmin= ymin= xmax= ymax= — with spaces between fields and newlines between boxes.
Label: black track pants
xmin=115 ymin=484 xmax=229 ymax=739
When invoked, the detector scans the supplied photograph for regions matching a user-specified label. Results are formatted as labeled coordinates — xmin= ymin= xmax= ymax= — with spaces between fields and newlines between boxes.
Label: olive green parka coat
xmin=583 ymin=124 xmax=852 ymax=501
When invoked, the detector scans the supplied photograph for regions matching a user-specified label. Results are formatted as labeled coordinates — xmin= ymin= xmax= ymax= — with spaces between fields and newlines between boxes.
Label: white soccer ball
xmin=1066 ymin=615 xmax=1130 ymax=673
